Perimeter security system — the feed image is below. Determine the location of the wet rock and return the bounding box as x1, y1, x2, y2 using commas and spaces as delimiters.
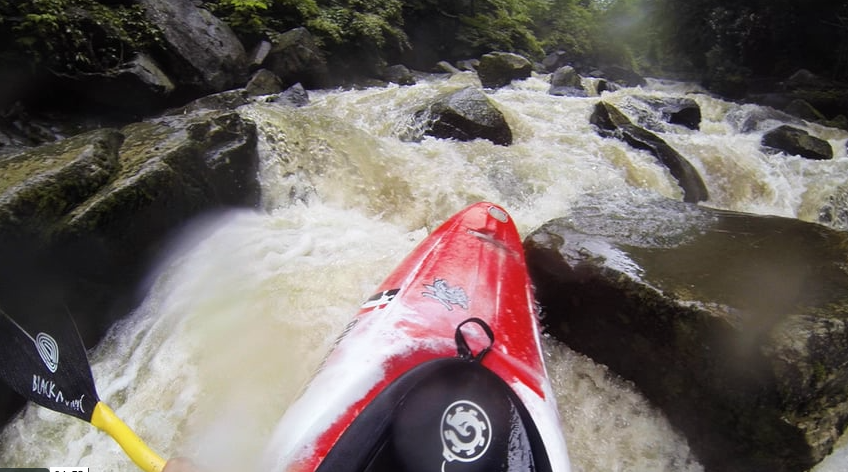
455, 59, 479, 72
727, 105, 804, 134
524, 195, 848, 472
476, 52, 532, 89
379, 64, 416, 86
819, 182, 848, 231
412, 86, 512, 145
65, 54, 176, 116
138, 0, 247, 93
548, 66, 586, 97
590, 101, 709, 203
263, 27, 330, 89
784, 69, 837, 91
266, 83, 310, 108
435, 61, 462, 74
594, 65, 647, 88
248, 40, 273, 72
762, 125, 833, 160
0, 129, 124, 241
171, 90, 250, 115
0, 110, 259, 348
784, 99, 826, 122
594, 78, 620, 94
542, 50, 570, 73
652, 97, 701, 130
621, 96, 702, 132
245, 69, 284, 97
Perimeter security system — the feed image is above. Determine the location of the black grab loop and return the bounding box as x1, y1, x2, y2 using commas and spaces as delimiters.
454, 317, 495, 362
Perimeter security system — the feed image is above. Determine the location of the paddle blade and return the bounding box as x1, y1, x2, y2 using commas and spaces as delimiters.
0, 309, 99, 422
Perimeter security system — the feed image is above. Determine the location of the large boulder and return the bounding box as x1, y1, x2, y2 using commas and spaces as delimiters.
0, 109, 260, 347
548, 66, 586, 97
476, 52, 532, 89
410, 86, 513, 145
542, 50, 571, 73
65, 53, 176, 116
761, 125, 833, 160
263, 27, 330, 89
593, 65, 647, 88
627, 96, 702, 131
524, 196, 848, 472
137, 0, 247, 94
590, 101, 709, 203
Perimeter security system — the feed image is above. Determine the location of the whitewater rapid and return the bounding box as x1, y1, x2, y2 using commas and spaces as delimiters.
2, 72, 847, 471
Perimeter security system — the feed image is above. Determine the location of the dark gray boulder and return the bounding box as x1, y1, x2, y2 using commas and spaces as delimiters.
248, 40, 273, 72
590, 101, 709, 203
640, 96, 702, 130
762, 125, 833, 160
0, 106, 260, 427
67, 54, 176, 115
616, 95, 702, 133
263, 27, 330, 89
595, 65, 647, 87
380, 64, 416, 86
137, 0, 247, 93
542, 50, 570, 73
476, 52, 532, 89
266, 83, 311, 108
0, 109, 259, 347
412, 87, 513, 145
245, 69, 284, 97
524, 196, 848, 472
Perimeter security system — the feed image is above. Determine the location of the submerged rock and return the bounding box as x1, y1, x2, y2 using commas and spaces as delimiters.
524, 196, 848, 472
590, 101, 709, 203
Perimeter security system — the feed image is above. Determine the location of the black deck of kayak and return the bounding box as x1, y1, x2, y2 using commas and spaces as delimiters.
315, 356, 554, 472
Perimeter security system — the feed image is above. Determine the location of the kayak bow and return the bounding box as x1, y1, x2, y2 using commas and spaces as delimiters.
264, 202, 571, 472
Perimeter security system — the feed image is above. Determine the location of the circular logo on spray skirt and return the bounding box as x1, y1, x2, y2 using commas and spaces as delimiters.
440, 400, 491, 464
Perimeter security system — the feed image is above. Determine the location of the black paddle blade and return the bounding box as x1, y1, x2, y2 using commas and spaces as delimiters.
0, 309, 99, 422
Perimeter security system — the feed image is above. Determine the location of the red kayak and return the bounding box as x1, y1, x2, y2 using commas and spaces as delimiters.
263, 202, 571, 472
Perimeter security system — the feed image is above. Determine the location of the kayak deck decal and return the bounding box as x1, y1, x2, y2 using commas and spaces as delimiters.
359, 288, 400, 313
422, 279, 469, 311
441, 400, 492, 464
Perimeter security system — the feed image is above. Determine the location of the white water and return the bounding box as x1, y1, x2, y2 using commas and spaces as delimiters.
2, 72, 847, 471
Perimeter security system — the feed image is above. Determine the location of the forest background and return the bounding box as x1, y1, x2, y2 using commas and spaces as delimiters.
1, 0, 847, 104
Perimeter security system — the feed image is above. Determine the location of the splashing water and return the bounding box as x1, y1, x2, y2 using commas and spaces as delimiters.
2, 73, 847, 471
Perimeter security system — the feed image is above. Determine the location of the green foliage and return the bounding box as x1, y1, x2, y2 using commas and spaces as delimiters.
0, 0, 162, 74
204, 0, 320, 41
400, 0, 546, 64
531, 0, 597, 60
457, 0, 544, 58
205, 0, 408, 67
311, 0, 406, 50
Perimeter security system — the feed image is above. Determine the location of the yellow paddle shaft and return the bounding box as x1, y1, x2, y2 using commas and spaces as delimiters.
90, 401, 168, 472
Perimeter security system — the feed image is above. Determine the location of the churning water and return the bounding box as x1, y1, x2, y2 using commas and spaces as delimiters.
2, 72, 847, 471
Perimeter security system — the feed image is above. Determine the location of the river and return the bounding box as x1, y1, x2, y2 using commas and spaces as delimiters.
1, 72, 847, 471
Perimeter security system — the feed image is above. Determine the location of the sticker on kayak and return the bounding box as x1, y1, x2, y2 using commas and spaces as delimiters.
441, 400, 491, 465
423, 279, 469, 311
360, 289, 400, 313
